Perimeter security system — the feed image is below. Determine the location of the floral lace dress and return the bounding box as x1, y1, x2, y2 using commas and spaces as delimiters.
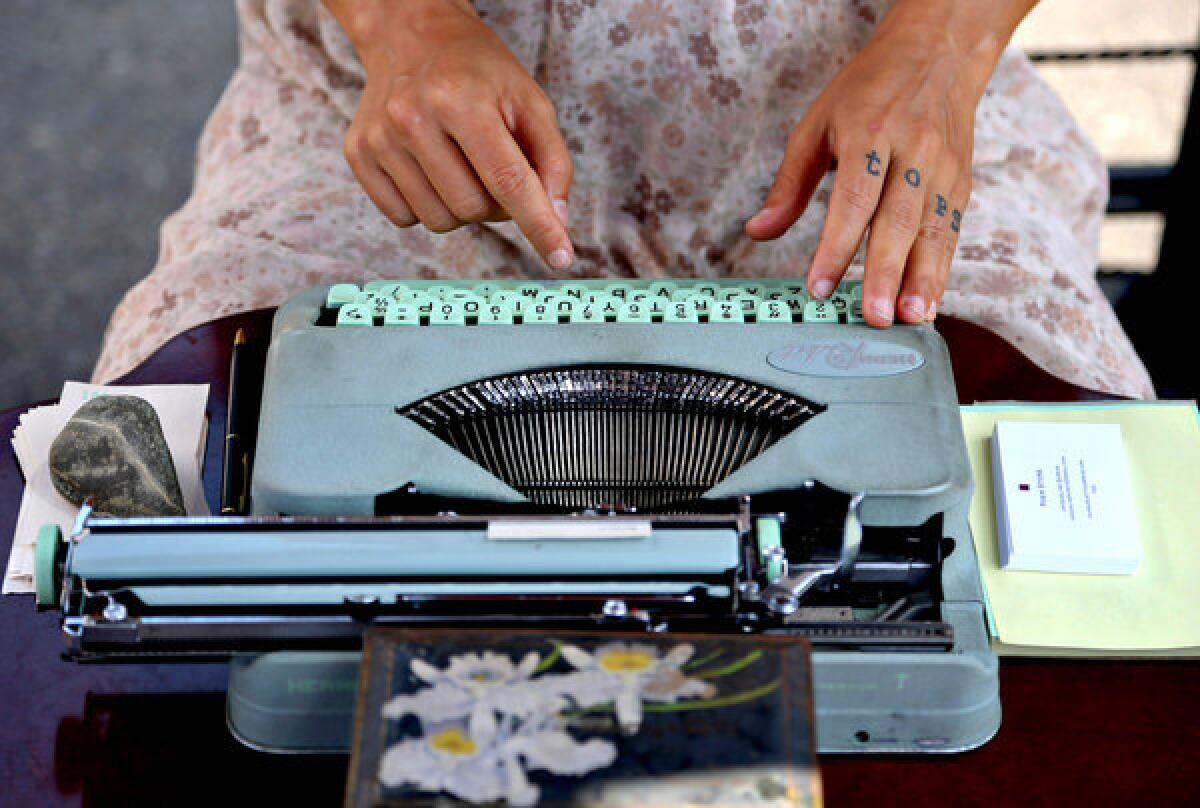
92, 0, 1155, 399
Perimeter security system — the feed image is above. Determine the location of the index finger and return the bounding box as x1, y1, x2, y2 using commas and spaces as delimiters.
454, 115, 574, 271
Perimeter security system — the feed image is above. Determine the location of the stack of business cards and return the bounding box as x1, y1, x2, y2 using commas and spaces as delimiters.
991, 421, 1141, 575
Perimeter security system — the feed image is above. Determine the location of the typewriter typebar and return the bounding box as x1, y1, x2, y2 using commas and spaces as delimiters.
46, 279, 1000, 754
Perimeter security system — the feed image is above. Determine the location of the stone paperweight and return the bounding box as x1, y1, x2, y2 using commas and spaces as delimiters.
48, 394, 186, 518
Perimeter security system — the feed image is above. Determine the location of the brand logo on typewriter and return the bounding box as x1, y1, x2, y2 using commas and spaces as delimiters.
767, 338, 925, 377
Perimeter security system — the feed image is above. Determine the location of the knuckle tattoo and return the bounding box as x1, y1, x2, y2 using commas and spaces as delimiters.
864, 149, 883, 177
903, 168, 921, 188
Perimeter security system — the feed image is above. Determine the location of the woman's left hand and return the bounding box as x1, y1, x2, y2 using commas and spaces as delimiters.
745, 0, 1031, 326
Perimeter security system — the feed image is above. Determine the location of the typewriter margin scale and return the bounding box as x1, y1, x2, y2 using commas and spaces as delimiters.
40, 279, 999, 756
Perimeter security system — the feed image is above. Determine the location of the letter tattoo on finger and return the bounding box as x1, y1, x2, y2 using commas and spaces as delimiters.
904, 168, 921, 188
865, 150, 882, 176
950, 209, 962, 233
935, 193, 948, 217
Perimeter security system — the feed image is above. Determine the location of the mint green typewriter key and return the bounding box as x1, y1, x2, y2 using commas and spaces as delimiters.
478, 302, 515, 324
368, 295, 393, 321
471, 282, 500, 299
545, 294, 577, 320
846, 300, 866, 323
664, 301, 699, 323
685, 294, 712, 318
646, 297, 668, 320
670, 287, 697, 301
411, 294, 438, 321
325, 283, 359, 309
757, 300, 792, 323
457, 295, 485, 322
596, 295, 623, 321
569, 302, 605, 323
455, 292, 485, 308
517, 283, 544, 299
426, 284, 457, 300
336, 302, 372, 326
719, 286, 749, 301
374, 283, 414, 302
649, 281, 678, 298
830, 293, 852, 314
710, 301, 745, 322
742, 283, 765, 298
803, 299, 838, 323
783, 294, 809, 316
729, 293, 761, 318
559, 283, 589, 300
429, 300, 466, 325
524, 302, 558, 324
603, 282, 633, 300
489, 292, 528, 317
693, 283, 719, 298
617, 301, 652, 322
383, 303, 420, 326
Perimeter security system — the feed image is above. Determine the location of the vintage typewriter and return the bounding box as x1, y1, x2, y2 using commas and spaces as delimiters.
41, 278, 999, 754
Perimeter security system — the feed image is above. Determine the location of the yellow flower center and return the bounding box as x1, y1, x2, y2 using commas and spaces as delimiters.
429, 728, 478, 757
599, 649, 655, 673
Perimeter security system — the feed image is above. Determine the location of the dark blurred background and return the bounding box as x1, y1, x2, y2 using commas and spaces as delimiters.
0, 1, 1195, 408
0, 1, 237, 408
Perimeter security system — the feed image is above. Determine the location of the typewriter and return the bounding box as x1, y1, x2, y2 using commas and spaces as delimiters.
42, 278, 999, 754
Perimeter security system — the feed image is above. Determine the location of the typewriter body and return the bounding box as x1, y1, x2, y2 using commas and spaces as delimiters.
51, 279, 999, 754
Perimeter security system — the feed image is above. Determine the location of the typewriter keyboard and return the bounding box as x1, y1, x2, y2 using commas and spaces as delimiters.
322, 279, 864, 326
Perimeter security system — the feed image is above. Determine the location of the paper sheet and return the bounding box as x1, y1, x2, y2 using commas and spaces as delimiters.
3, 382, 209, 594
962, 402, 1200, 651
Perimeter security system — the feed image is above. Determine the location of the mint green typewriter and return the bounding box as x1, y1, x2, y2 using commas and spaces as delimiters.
47, 278, 999, 755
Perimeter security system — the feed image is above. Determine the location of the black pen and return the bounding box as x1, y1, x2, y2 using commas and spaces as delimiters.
220, 328, 247, 514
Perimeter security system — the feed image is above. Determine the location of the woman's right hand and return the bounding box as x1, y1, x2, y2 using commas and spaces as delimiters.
326, 0, 574, 269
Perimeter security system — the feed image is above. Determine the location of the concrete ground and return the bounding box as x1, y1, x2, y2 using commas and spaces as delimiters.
0, 1, 1195, 409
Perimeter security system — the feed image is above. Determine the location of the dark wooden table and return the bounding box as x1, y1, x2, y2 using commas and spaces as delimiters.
2, 311, 1196, 807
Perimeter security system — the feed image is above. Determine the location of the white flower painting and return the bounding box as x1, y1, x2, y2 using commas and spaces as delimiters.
383, 650, 557, 725
378, 642, 720, 806
379, 709, 616, 808
559, 641, 716, 733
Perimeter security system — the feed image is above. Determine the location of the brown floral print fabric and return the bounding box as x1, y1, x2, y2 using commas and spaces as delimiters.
92, 0, 1154, 399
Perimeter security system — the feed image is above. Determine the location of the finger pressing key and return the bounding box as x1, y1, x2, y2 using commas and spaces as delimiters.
455, 114, 574, 270
862, 151, 932, 327
900, 175, 956, 324
807, 140, 889, 301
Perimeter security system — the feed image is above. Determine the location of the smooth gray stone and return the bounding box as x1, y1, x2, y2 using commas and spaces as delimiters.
48, 395, 185, 517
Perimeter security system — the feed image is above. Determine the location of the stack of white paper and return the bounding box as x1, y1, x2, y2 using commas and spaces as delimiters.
3, 382, 209, 594
991, 421, 1141, 575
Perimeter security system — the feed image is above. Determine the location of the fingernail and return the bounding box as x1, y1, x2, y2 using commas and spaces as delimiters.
553, 198, 569, 226
871, 299, 894, 324
746, 207, 773, 228
900, 296, 925, 321
811, 278, 835, 299
926, 300, 938, 321
547, 246, 573, 271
